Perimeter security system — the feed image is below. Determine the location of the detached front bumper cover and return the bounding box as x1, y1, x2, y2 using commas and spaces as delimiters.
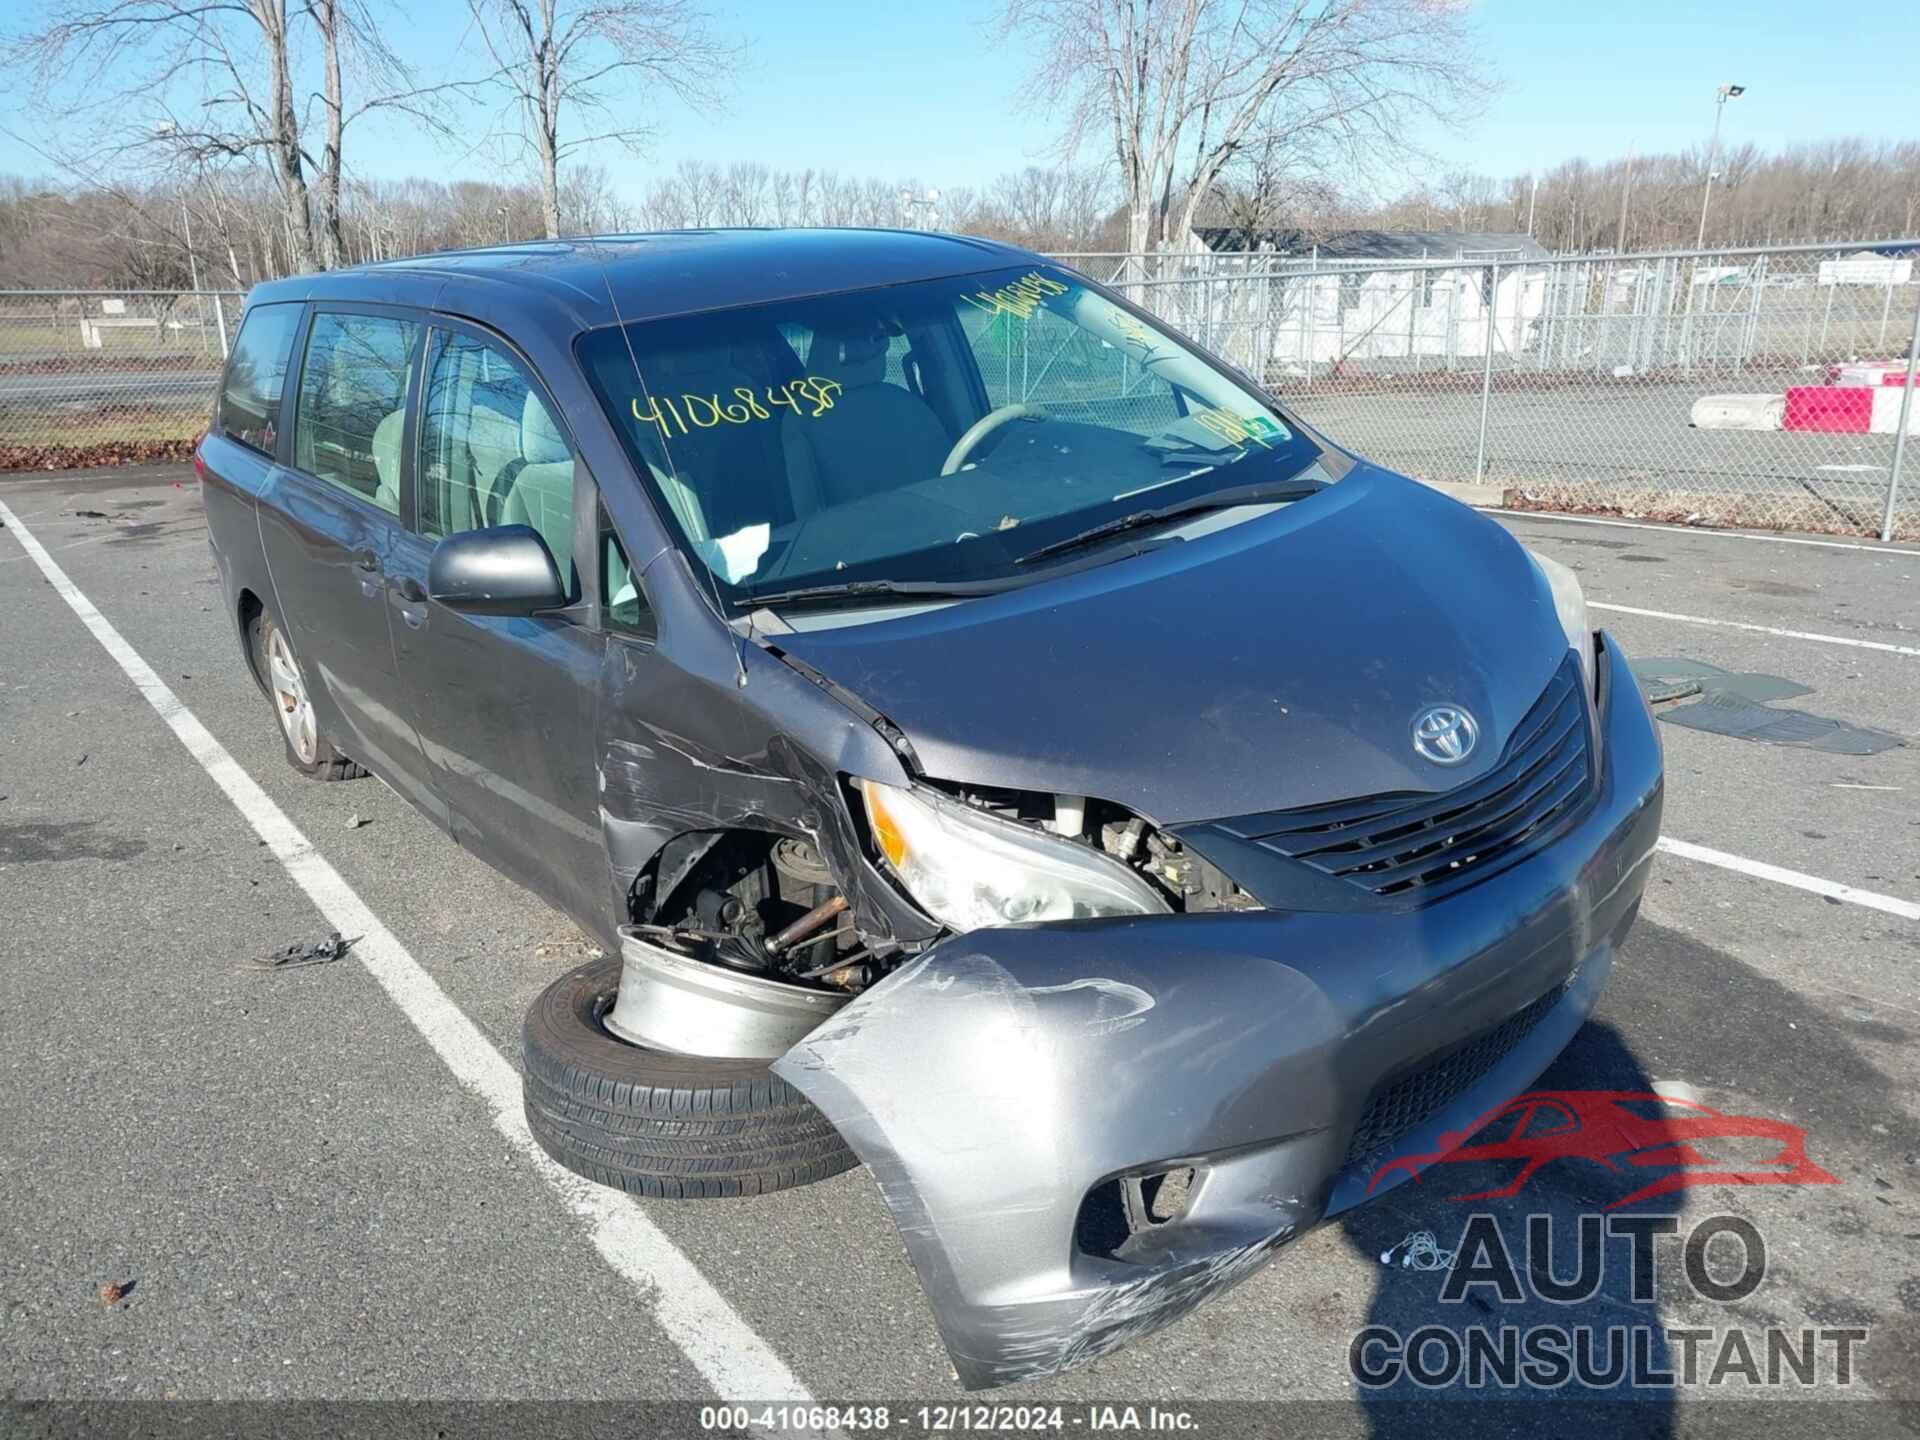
773, 633, 1664, 1389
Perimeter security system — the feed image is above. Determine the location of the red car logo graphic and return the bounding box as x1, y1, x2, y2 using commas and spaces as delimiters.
1367, 1090, 1838, 1209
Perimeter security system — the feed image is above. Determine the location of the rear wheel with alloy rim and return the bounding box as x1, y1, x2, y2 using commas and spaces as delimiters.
248, 609, 368, 781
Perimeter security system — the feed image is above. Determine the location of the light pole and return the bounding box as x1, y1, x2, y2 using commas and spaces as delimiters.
1615, 145, 1635, 254
1694, 83, 1746, 249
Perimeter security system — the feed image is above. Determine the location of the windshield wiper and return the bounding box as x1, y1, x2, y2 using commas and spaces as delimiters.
744, 534, 1187, 610
1014, 478, 1328, 566
742, 576, 1020, 609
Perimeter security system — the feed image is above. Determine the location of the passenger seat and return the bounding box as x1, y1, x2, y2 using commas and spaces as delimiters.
500, 391, 575, 585
645, 343, 789, 537
370, 410, 405, 513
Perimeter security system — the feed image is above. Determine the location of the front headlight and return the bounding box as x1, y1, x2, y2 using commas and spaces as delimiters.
859, 780, 1172, 932
1525, 548, 1595, 689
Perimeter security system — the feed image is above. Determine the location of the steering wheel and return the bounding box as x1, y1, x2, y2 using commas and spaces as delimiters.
941, 403, 1047, 476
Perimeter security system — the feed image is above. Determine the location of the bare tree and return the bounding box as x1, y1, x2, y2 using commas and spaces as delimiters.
307, 0, 469, 266
721, 160, 771, 226
978, 165, 1114, 249
1001, 0, 1487, 266
466, 0, 737, 238
1339, 135, 1920, 252
5, 0, 471, 273
4, 0, 328, 268
1200, 130, 1346, 246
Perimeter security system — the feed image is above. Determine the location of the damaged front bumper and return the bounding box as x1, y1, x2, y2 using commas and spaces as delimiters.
772, 633, 1664, 1389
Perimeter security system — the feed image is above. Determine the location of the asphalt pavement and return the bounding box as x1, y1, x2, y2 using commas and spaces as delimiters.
1, 465, 1917, 1436
1289, 378, 1908, 529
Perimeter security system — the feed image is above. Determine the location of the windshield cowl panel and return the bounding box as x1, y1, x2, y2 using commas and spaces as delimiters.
576, 263, 1328, 609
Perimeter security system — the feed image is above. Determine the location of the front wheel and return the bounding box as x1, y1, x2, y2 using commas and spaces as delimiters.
248, 609, 367, 781
522, 955, 858, 1199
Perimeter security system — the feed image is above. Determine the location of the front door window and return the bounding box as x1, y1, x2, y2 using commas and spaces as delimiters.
417, 330, 576, 592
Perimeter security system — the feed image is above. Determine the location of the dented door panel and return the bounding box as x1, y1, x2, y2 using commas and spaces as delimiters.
593, 548, 941, 945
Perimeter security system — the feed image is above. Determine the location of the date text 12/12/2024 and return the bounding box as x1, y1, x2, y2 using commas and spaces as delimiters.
697, 1404, 1200, 1432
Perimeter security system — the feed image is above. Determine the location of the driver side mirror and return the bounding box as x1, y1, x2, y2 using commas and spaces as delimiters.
427, 524, 566, 616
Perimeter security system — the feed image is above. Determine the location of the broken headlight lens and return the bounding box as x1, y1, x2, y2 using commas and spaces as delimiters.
859, 780, 1172, 932
1525, 548, 1595, 690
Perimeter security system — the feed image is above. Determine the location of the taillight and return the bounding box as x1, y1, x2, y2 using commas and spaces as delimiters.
192, 449, 208, 484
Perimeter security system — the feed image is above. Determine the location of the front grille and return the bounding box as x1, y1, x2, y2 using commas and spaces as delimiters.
1344, 980, 1570, 1172
1219, 655, 1594, 903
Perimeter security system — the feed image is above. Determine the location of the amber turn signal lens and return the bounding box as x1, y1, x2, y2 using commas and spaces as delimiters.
862, 781, 909, 869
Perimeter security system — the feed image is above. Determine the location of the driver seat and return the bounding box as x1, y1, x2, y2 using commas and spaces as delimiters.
782, 326, 949, 511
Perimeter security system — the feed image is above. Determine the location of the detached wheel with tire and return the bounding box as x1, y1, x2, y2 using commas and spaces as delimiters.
522, 955, 858, 1199
249, 608, 367, 781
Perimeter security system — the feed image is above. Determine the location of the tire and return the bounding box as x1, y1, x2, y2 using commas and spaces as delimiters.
248, 609, 368, 781
522, 955, 859, 1199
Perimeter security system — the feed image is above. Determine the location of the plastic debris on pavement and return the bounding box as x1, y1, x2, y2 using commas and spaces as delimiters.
1380, 1230, 1457, 1271
1660, 693, 1903, 755
1629, 656, 1902, 756
1629, 656, 1813, 705
254, 932, 354, 970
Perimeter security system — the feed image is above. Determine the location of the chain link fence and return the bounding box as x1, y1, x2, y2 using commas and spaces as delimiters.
0, 290, 242, 466
2, 246, 1916, 538
1053, 240, 1920, 541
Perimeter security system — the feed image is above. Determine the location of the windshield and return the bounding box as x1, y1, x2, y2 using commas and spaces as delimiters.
577, 264, 1328, 606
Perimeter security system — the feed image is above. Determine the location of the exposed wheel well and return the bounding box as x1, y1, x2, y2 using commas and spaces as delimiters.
628, 828, 855, 976
237, 588, 266, 694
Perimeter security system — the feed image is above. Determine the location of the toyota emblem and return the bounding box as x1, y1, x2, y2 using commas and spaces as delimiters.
1412, 705, 1479, 766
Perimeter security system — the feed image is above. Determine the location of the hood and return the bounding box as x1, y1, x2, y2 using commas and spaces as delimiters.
774, 468, 1570, 826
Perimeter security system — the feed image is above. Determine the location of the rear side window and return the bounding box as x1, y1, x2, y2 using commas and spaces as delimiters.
217, 303, 301, 455
292, 311, 421, 515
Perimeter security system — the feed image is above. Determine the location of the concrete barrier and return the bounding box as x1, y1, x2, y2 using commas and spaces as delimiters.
1785, 386, 1874, 433
1825, 360, 1917, 387
1870, 386, 1920, 435
1690, 393, 1785, 430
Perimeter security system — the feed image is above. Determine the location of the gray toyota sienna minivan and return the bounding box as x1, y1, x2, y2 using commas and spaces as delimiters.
197, 228, 1664, 1387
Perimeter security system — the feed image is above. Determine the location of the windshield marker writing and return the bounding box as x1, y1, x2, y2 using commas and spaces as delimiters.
960, 269, 1071, 321
631, 376, 842, 440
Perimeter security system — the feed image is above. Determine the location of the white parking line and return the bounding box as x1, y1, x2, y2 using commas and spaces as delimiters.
0, 497, 818, 1407
0, 530, 122, 566
1491, 509, 1920, 557
1655, 837, 1920, 922
1590, 601, 1920, 657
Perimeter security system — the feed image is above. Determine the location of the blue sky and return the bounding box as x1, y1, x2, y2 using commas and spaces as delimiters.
2, 0, 1911, 197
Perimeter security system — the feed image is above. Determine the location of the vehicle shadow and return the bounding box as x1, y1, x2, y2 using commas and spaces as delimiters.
1336, 1019, 1681, 1437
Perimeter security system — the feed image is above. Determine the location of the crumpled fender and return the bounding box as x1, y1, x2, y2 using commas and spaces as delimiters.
769, 633, 1661, 1388
772, 924, 1351, 1388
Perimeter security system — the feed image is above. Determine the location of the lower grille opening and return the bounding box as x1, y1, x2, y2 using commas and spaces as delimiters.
1075, 1165, 1199, 1260
1344, 980, 1572, 1174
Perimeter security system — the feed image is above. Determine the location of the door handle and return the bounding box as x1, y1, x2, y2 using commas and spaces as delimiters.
392, 574, 430, 630
351, 547, 383, 598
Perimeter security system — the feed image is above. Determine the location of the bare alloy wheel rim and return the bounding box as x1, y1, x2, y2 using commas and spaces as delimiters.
265, 624, 318, 764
